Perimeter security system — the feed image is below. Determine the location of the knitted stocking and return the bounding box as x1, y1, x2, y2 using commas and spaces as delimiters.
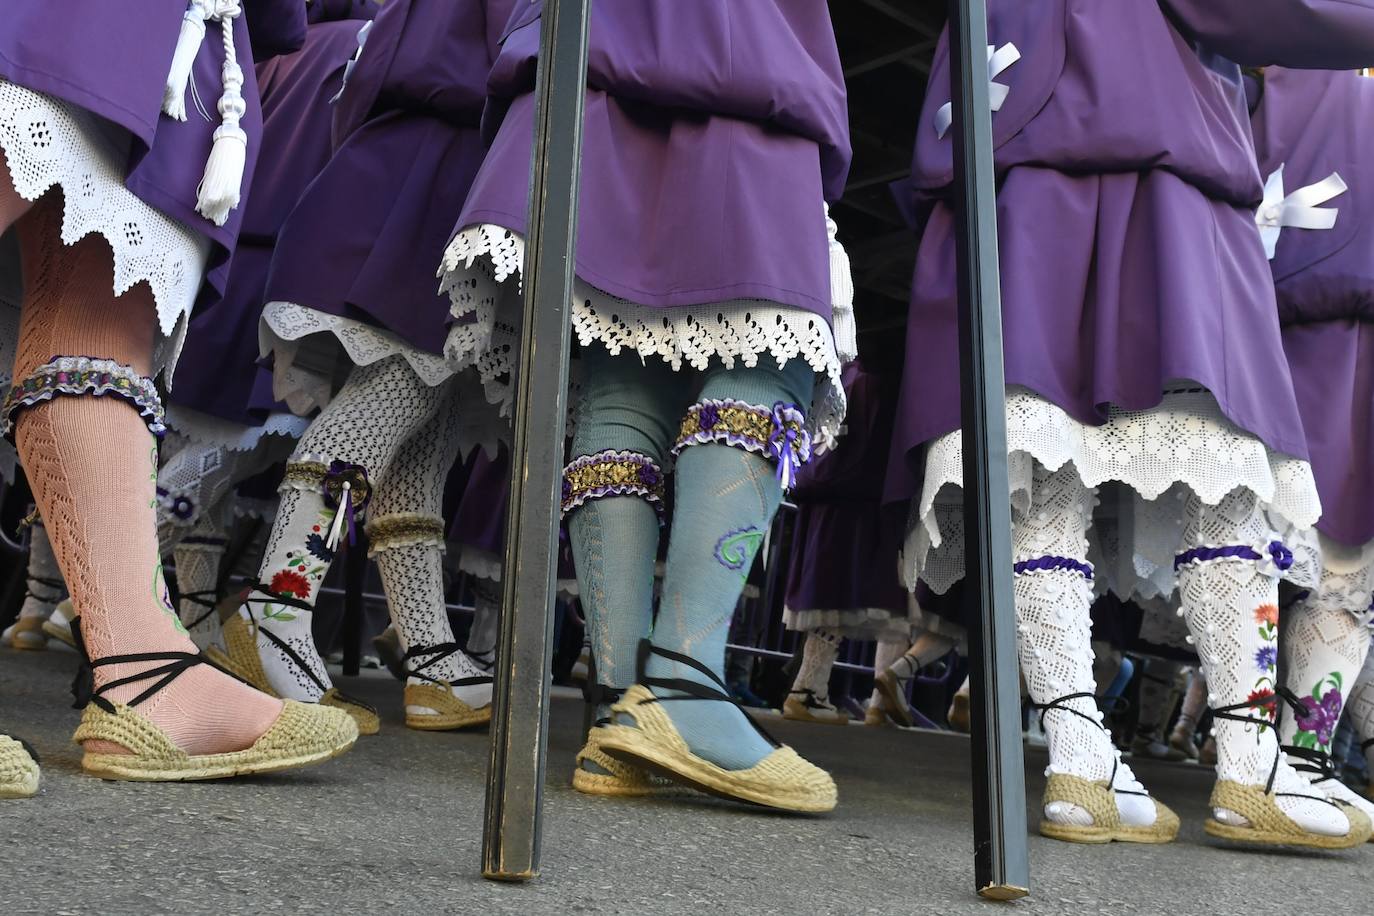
2, 518, 66, 648
172, 511, 228, 651
12, 210, 280, 755
237, 356, 447, 702
790, 628, 843, 704
1175, 489, 1347, 835
1013, 464, 1156, 827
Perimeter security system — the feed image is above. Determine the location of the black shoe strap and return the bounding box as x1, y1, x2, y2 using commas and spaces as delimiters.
24, 575, 64, 605
634, 640, 781, 749
1283, 744, 1339, 784
583, 683, 626, 727
1211, 688, 1304, 795
68, 615, 236, 713
789, 688, 833, 711
179, 590, 219, 632
402, 642, 494, 689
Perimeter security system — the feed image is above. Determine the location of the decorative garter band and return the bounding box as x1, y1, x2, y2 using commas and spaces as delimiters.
1174, 541, 1294, 574
561, 450, 665, 518
1012, 555, 1094, 581
2, 356, 166, 439
673, 399, 811, 491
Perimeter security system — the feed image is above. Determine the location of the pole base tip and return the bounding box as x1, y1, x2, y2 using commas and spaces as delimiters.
978, 884, 1030, 901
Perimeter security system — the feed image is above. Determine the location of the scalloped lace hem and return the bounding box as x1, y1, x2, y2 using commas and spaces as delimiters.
164, 405, 309, 452
782, 606, 911, 639
904, 387, 1322, 600
0, 80, 208, 376
438, 225, 847, 451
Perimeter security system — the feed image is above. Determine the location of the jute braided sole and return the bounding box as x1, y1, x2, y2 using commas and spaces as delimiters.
403, 684, 492, 731
947, 692, 971, 734
596, 685, 837, 813
782, 696, 850, 725
873, 671, 914, 728
7, 615, 48, 650
73, 700, 357, 782
1039, 773, 1179, 844
220, 613, 380, 735
1203, 779, 1373, 849
572, 727, 679, 798
0, 736, 40, 799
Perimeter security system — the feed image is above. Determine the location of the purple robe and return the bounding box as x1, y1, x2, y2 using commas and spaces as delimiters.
0, 1, 307, 297
885, 0, 1374, 505
449, 446, 576, 581
784, 363, 906, 618
1252, 69, 1374, 546
263, 0, 511, 355
172, 16, 374, 427
452, 0, 849, 319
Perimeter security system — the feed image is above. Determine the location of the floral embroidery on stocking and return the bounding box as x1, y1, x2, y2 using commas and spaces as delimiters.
1248, 602, 1280, 735
152, 563, 187, 636
715, 527, 764, 582
1292, 672, 1344, 752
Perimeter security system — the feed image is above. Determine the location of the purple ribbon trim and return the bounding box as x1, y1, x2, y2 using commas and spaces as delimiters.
1012, 555, 1093, 580
1173, 541, 1293, 572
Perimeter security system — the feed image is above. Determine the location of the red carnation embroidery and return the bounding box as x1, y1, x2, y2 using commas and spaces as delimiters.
270, 569, 312, 599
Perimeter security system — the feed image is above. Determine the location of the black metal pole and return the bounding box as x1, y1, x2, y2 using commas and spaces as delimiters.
481, 0, 591, 883
945, 0, 1031, 900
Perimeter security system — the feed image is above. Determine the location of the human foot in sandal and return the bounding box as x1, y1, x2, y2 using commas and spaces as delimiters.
0, 735, 41, 798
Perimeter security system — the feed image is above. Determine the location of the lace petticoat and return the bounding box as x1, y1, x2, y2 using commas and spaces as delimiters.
905, 386, 1322, 601
164, 404, 309, 452
781, 606, 912, 640
0, 79, 208, 377
438, 224, 847, 451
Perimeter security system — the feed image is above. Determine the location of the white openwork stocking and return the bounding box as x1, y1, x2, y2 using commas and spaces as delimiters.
1013, 464, 1155, 827
1176, 488, 1346, 835
19, 518, 65, 620
792, 628, 842, 700
870, 635, 907, 708
172, 512, 227, 651
157, 440, 263, 553
1348, 641, 1374, 776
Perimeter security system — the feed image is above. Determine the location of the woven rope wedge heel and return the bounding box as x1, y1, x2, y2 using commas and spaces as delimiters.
596, 643, 837, 813
401, 642, 493, 731
1204, 781, 1373, 849
1040, 773, 1180, 844
572, 686, 678, 798
0, 735, 40, 798
65, 617, 357, 782
220, 592, 380, 735
75, 700, 357, 782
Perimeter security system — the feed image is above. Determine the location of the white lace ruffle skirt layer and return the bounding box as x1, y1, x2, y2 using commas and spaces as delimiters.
0, 79, 209, 378
905, 386, 1322, 603
456, 545, 579, 599
781, 605, 912, 640
259, 301, 507, 461
165, 403, 310, 452
437, 224, 848, 451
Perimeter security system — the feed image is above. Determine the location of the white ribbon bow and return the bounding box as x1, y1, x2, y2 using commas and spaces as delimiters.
1256, 164, 1347, 260
934, 42, 1020, 139
332, 19, 375, 104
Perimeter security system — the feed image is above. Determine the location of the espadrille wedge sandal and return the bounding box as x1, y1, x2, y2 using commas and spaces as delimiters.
0, 735, 40, 798
1203, 694, 1371, 849
1284, 743, 1374, 841
1031, 693, 1179, 844
400, 642, 493, 730
220, 594, 380, 735
597, 642, 837, 813
783, 689, 851, 725
66, 618, 357, 781
41, 598, 78, 649
572, 686, 678, 797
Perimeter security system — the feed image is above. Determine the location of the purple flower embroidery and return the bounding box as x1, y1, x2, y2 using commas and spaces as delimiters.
1295, 689, 1343, 745
561, 477, 573, 502
1254, 645, 1277, 673
698, 404, 720, 431
638, 463, 661, 487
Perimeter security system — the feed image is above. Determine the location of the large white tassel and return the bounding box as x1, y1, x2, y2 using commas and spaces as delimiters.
825, 204, 858, 364
163, 2, 209, 121
195, 10, 247, 226
326, 481, 352, 551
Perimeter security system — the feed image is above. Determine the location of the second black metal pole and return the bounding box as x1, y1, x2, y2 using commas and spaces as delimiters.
481, 0, 591, 882
945, 0, 1031, 900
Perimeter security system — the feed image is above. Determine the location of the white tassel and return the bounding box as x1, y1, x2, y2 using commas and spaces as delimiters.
195, 11, 247, 226
163, 3, 208, 121
326, 482, 351, 551
825, 204, 858, 364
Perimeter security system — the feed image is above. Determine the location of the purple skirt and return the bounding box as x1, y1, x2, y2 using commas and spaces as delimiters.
454, 89, 830, 317
1282, 320, 1374, 545
784, 501, 906, 621
887, 166, 1309, 503
265, 112, 487, 356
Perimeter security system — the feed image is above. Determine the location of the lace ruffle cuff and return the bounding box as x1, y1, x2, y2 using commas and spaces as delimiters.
365, 513, 446, 555
672, 399, 812, 490
3, 357, 166, 439
561, 450, 665, 519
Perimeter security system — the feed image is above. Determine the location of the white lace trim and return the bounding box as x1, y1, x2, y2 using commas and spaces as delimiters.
782, 605, 911, 639
0, 80, 208, 376
164, 404, 309, 451
260, 301, 455, 414
456, 545, 579, 597
905, 387, 1322, 599
438, 225, 847, 451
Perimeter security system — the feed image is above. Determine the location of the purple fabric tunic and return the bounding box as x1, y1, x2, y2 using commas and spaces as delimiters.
783, 363, 906, 619
451, 0, 849, 319
173, 14, 375, 427
884, 0, 1374, 505
263, 0, 510, 354
1252, 69, 1374, 546
0, 1, 307, 296
449, 445, 576, 581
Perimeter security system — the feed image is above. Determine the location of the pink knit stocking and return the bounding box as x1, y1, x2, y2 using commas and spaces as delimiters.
12, 199, 282, 756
